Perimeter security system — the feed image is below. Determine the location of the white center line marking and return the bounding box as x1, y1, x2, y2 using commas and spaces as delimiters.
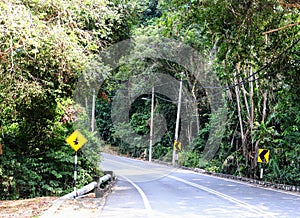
168, 175, 276, 218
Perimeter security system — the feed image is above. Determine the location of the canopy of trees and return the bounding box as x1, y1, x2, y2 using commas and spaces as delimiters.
96, 0, 299, 185
0, 0, 132, 199
0, 0, 299, 199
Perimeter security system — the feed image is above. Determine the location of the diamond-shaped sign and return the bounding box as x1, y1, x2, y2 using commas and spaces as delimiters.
66, 130, 87, 151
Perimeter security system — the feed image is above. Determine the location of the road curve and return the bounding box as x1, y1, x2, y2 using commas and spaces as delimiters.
99, 153, 300, 218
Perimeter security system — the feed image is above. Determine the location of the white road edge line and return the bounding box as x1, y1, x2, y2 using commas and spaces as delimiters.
119, 175, 153, 216
168, 175, 276, 218
186, 169, 300, 197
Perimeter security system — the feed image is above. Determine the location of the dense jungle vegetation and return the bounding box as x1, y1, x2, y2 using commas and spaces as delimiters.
0, 0, 299, 199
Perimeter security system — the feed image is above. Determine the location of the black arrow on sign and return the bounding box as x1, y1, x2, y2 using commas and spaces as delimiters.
259, 149, 268, 163
73, 137, 79, 145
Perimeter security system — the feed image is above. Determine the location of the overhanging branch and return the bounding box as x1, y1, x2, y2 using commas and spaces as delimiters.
263, 22, 300, 34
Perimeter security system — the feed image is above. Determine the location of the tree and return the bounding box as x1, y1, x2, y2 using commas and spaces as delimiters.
0, 0, 132, 199
94, 0, 300, 185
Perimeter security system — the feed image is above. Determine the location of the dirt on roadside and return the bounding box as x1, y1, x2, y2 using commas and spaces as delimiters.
0, 196, 58, 218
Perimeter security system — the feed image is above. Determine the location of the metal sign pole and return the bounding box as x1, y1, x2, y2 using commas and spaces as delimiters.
172, 72, 184, 165
74, 151, 78, 199
149, 87, 154, 162
66, 130, 88, 199
91, 89, 96, 132
260, 167, 264, 179
257, 148, 270, 180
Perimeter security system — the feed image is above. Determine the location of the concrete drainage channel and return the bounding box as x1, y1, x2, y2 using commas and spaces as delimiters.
40, 171, 116, 218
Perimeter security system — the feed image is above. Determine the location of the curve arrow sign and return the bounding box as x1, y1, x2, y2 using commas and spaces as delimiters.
258, 149, 270, 163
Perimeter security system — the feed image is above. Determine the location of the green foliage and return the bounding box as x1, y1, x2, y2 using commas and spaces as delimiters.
152, 0, 300, 184
0, 98, 101, 199
152, 143, 172, 161
96, 0, 300, 186
2, 0, 298, 198
178, 151, 199, 168
0, 0, 131, 199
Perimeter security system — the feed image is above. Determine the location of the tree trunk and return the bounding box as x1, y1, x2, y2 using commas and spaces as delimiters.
262, 91, 268, 123
234, 65, 246, 157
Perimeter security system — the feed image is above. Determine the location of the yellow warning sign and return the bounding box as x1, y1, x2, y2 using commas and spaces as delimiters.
174, 140, 182, 151
258, 149, 270, 163
66, 130, 87, 152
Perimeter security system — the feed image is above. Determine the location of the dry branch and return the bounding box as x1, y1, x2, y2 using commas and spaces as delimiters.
279, 0, 300, 9
263, 22, 300, 34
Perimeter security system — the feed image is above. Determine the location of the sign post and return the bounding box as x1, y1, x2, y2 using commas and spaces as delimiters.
74, 151, 78, 198
66, 130, 88, 199
172, 72, 184, 165
257, 148, 270, 179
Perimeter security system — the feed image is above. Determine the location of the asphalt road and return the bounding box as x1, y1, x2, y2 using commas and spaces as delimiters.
99, 153, 300, 218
